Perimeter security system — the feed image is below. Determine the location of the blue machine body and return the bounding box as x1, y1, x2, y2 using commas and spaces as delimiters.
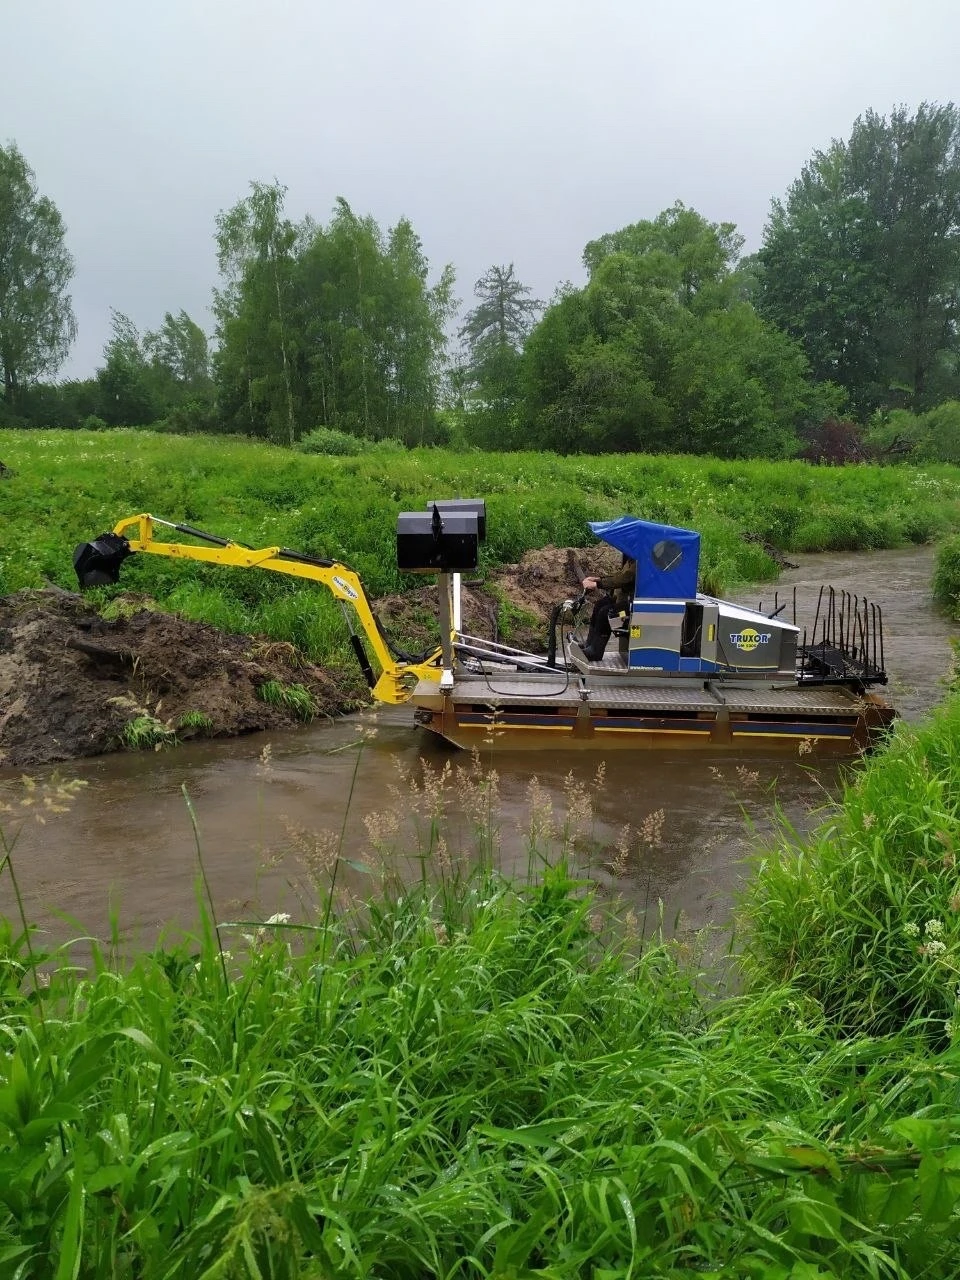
587, 516, 795, 675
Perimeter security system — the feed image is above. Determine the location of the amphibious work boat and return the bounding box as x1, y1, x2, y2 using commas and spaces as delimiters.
398, 502, 895, 752
74, 500, 895, 754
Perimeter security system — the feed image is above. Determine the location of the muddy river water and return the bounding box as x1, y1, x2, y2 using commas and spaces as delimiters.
2, 545, 956, 947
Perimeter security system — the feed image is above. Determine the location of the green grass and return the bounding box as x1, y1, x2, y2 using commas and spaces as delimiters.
740, 695, 960, 1039
6, 722, 960, 1275
934, 532, 960, 618
488, 585, 541, 642
2, 855, 960, 1276
176, 709, 213, 733
2, 429, 959, 665
118, 711, 178, 750
256, 679, 317, 721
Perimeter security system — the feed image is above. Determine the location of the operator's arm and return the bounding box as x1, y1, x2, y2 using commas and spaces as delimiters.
583, 561, 636, 592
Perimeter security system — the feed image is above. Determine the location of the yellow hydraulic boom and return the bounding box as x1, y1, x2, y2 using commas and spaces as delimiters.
72, 514, 444, 705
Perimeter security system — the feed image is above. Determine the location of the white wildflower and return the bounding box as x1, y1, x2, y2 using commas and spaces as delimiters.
925, 939, 947, 958
904, 922, 920, 938
925, 919, 945, 938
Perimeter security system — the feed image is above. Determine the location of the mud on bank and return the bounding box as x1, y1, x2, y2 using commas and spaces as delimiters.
0, 544, 623, 769
378, 543, 623, 657
0, 590, 366, 768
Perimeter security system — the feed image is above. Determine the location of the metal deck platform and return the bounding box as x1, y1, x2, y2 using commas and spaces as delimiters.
412, 673, 866, 717
407, 667, 891, 751
566, 639, 630, 675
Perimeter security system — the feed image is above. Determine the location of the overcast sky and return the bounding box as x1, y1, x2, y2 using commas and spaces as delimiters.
5, 0, 959, 378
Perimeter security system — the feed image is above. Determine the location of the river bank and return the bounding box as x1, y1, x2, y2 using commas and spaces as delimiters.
0, 538, 622, 768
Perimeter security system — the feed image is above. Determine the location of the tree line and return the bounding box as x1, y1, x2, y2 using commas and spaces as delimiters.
3, 101, 960, 459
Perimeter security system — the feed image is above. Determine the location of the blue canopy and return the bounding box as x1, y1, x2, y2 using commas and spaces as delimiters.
589, 516, 701, 600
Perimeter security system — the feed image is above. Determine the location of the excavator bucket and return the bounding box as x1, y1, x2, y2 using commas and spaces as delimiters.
73, 533, 132, 587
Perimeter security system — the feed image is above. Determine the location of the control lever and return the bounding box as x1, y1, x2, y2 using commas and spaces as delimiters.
562, 589, 588, 618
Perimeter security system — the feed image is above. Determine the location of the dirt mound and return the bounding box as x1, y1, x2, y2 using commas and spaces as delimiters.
376, 544, 623, 656
490, 543, 623, 648
0, 589, 364, 769
0, 543, 636, 768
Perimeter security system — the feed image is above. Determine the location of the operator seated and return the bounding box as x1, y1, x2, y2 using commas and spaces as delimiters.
581, 557, 636, 661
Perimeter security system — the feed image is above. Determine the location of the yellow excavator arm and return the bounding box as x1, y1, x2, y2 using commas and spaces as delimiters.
73, 514, 443, 705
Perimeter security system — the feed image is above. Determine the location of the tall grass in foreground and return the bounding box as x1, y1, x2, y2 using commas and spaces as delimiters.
741, 696, 960, 1039
5, 741, 960, 1275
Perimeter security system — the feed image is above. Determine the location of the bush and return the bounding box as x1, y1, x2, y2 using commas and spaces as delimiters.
154, 398, 219, 436
919, 401, 960, 464
866, 402, 960, 465
741, 694, 960, 1038
80, 414, 109, 432
368, 437, 406, 453
297, 427, 368, 456
791, 516, 834, 552
798, 418, 869, 465
863, 408, 919, 461
933, 533, 960, 617
0, 401, 27, 428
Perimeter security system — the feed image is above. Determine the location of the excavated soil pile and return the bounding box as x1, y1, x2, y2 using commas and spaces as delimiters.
376, 543, 624, 657
0, 544, 628, 768
0, 589, 363, 769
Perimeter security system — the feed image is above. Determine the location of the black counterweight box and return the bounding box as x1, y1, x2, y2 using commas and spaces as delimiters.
424, 499, 486, 542
396, 509, 480, 573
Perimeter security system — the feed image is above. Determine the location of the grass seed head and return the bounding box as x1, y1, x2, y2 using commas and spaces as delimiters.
524, 776, 555, 845
640, 808, 665, 847
280, 817, 340, 880
610, 824, 632, 878
363, 806, 402, 848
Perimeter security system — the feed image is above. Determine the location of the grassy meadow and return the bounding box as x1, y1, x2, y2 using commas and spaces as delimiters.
3, 427, 960, 665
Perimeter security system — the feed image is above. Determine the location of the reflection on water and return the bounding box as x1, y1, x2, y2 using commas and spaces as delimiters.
2, 545, 955, 944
